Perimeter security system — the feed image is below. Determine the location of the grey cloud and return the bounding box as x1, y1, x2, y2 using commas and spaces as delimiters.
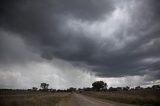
0, 0, 112, 63
0, 0, 114, 59
0, 59, 97, 89
53, 0, 114, 21
0, 0, 160, 80
0, 30, 42, 66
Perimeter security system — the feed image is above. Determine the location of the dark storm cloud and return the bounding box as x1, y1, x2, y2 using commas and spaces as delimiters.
0, 0, 160, 79
0, 0, 114, 59
0, 0, 114, 61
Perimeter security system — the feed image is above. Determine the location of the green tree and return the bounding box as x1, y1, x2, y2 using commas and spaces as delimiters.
92, 81, 107, 91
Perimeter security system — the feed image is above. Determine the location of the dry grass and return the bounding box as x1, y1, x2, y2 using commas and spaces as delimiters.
83, 90, 160, 106
0, 91, 69, 106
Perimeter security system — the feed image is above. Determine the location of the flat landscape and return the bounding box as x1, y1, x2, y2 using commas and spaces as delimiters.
1, 89, 160, 106
1, 0, 160, 106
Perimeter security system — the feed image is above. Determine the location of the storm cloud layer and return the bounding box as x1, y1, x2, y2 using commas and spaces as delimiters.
0, 0, 160, 88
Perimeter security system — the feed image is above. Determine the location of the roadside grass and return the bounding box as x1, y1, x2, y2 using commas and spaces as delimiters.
0, 91, 69, 106
99, 95, 160, 106
83, 90, 160, 106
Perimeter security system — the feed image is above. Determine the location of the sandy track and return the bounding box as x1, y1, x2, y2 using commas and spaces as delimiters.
56, 93, 138, 106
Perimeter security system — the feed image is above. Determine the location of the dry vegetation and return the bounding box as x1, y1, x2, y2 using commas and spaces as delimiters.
0, 91, 70, 106
83, 90, 160, 106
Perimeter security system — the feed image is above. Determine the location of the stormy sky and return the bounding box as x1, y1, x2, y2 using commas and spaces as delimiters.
0, 0, 160, 89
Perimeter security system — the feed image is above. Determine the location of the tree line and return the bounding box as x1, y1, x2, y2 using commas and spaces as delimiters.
0, 81, 160, 92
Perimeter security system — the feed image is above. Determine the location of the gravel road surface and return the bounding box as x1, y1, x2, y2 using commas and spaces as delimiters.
56, 93, 138, 106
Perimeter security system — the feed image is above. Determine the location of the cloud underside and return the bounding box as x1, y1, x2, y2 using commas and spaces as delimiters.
0, 0, 160, 88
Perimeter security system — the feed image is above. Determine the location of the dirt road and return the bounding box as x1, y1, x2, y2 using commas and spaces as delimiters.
56, 93, 138, 106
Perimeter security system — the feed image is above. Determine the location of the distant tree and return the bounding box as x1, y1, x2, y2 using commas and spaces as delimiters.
123, 86, 130, 91
78, 88, 83, 93
32, 87, 38, 91
48, 89, 56, 93
78, 88, 82, 91
40, 83, 49, 90
108, 87, 118, 91
117, 87, 123, 91
92, 81, 107, 91
67, 87, 76, 92
83, 87, 92, 91
152, 85, 160, 90
130, 88, 135, 91
57, 89, 63, 92
135, 86, 142, 90
104, 83, 108, 89
145, 87, 152, 90
27, 89, 32, 91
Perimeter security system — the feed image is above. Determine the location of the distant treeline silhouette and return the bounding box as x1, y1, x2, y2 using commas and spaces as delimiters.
0, 81, 160, 92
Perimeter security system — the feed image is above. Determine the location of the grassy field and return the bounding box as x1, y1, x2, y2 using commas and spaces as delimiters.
0, 91, 69, 106
83, 90, 160, 106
